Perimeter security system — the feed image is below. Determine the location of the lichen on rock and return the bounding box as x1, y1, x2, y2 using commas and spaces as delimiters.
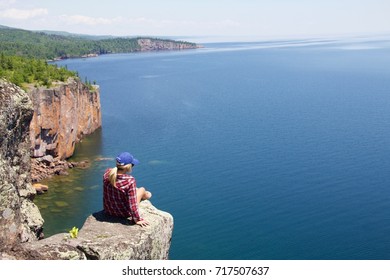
0, 79, 44, 251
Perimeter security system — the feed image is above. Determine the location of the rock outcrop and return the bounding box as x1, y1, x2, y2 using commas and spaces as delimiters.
28, 78, 101, 181
137, 38, 198, 51
0, 79, 44, 252
6, 201, 173, 260
29, 78, 101, 159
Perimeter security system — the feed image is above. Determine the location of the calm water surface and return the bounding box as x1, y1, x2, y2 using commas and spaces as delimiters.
35, 39, 390, 259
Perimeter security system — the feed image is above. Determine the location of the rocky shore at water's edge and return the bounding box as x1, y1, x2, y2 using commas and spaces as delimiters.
28, 77, 101, 183
31, 155, 90, 183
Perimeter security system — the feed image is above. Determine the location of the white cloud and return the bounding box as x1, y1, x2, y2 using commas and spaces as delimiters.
59, 14, 120, 26
0, 0, 16, 9
217, 19, 241, 28
0, 8, 48, 20
55, 14, 241, 36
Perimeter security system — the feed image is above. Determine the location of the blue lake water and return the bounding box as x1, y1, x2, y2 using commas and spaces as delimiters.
35, 38, 390, 260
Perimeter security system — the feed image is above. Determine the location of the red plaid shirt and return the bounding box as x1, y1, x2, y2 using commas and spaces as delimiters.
103, 168, 142, 222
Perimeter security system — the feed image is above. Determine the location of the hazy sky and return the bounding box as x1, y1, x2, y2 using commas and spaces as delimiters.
1, 0, 390, 42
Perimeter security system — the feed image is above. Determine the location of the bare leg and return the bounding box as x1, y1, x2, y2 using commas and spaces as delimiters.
136, 187, 152, 204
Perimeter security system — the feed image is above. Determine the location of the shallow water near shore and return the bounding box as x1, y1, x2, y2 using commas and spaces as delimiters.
35, 38, 390, 259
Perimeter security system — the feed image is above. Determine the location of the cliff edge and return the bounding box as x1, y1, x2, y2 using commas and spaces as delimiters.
29, 78, 101, 159
0, 79, 44, 251
137, 38, 198, 51
19, 201, 173, 260
0, 80, 173, 260
28, 78, 102, 182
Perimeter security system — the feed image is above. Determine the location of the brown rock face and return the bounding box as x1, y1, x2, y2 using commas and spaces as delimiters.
137, 38, 198, 51
29, 78, 102, 160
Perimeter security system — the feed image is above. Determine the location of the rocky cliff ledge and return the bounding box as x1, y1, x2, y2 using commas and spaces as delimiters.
16, 201, 173, 260
28, 78, 102, 182
0, 80, 174, 260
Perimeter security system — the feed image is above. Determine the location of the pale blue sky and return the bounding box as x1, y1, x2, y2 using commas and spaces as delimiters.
0, 0, 389, 42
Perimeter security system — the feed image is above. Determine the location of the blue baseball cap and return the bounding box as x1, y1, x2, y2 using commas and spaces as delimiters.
116, 152, 140, 166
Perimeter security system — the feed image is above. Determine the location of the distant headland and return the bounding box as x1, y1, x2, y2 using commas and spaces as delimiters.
0, 24, 201, 61
0, 24, 201, 89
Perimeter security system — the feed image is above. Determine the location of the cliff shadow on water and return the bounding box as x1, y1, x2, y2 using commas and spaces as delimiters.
34, 128, 107, 237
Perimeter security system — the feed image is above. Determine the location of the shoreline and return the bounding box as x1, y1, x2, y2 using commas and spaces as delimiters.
31, 155, 90, 183
47, 45, 202, 62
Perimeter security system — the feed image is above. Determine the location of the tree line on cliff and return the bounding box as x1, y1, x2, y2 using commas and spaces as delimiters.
0, 53, 76, 88
0, 25, 197, 89
0, 25, 197, 60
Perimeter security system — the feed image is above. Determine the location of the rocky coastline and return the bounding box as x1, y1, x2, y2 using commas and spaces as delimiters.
49, 38, 200, 61
0, 78, 174, 260
28, 77, 101, 183
137, 38, 199, 51
31, 155, 90, 183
